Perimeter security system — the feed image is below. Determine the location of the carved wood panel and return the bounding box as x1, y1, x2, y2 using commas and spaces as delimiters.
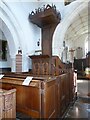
33, 59, 49, 75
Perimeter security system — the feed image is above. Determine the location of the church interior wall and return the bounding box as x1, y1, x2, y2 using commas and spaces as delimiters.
0, 0, 65, 72
0, 0, 89, 72
0, 1, 41, 72
0, 29, 11, 69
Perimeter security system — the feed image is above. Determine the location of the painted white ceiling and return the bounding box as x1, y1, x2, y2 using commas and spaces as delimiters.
64, 6, 88, 43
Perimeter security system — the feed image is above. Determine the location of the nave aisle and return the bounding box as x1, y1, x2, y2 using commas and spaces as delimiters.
65, 79, 90, 119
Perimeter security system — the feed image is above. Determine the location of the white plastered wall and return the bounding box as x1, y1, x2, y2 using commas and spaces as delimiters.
0, 0, 89, 71
0, 1, 41, 72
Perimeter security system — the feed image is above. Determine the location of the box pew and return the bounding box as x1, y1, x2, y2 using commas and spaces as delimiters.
56, 73, 70, 117
0, 69, 75, 119
4, 72, 31, 79
0, 76, 58, 119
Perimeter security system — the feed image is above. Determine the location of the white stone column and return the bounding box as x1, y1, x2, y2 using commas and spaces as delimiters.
10, 55, 16, 72
62, 47, 68, 63
22, 54, 30, 72
88, 35, 90, 52
69, 49, 75, 68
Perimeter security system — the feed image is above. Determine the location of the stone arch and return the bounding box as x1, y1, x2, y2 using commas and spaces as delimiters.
0, 1, 25, 71
52, 1, 89, 59
0, 18, 16, 57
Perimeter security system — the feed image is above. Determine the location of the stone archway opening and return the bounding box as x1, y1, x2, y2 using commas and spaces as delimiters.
0, 2, 20, 72
52, 1, 89, 62
64, 6, 88, 61
0, 18, 17, 72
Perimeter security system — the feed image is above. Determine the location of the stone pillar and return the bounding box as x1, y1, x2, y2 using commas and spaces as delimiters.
62, 47, 68, 63
69, 49, 75, 68
88, 36, 90, 52
22, 54, 29, 72
11, 55, 16, 72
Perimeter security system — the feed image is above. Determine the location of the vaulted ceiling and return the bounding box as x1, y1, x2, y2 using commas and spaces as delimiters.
64, 6, 88, 44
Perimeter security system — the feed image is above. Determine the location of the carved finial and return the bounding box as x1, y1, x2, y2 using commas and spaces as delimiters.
46, 4, 52, 9
35, 9, 38, 14
53, 5, 56, 10
18, 47, 22, 54
38, 7, 41, 13
31, 11, 35, 15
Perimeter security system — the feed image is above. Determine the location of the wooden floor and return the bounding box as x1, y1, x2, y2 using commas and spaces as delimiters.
16, 79, 90, 119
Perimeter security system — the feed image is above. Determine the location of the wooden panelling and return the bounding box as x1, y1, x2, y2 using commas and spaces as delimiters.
30, 55, 66, 76
0, 70, 76, 119
30, 55, 51, 75
0, 89, 16, 119
0, 76, 58, 118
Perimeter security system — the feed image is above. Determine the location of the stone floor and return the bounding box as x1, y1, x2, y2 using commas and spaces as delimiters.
16, 112, 34, 119
64, 79, 90, 119
64, 97, 90, 119
16, 79, 90, 119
